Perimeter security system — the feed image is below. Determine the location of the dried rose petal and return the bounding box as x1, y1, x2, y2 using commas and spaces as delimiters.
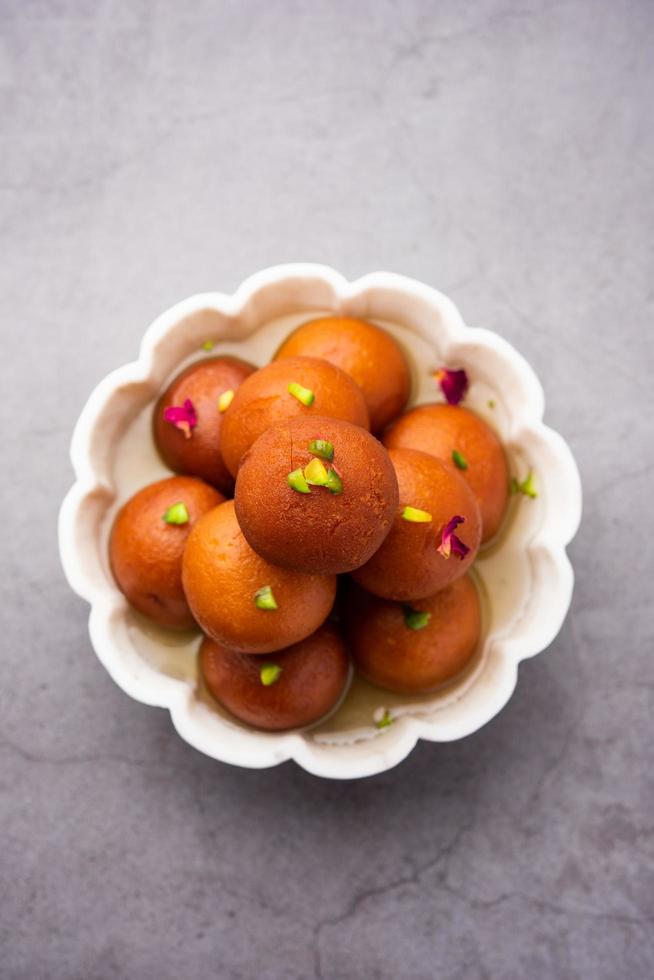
437, 515, 470, 560
434, 368, 468, 405
163, 398, 197, 439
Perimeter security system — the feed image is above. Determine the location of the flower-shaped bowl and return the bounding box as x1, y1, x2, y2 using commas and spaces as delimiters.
58, 264, 582, 779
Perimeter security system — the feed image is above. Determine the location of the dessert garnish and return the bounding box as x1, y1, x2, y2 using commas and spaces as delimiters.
511, 472, 537, 498
325, 469, 343, 495
304, 458, 329, 486
163, 398, 197, 439
434, 368, 468, 405
287, 381, 315, 406
202, 340, 214, 351
401, 506, 432, 523
437, 515, 469, 560
403, 606, 431, 630
162, 502, 189, 525
287, 468, 311, 493
260, 663, 282, 686
375, 708, 394, 729
488, 399, 496, 409
218, 389, 234, 413
288, 460, 343, 495
307, 438, 334, 461
254, 585, 278, 610
452, 449, 468, 470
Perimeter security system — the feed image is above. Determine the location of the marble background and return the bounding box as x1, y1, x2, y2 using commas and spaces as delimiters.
1, 1, 652, 978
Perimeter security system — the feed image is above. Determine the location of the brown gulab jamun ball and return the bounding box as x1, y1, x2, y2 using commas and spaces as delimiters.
200, 622, 349, 731
234, 416, 399, 575
342, 576, 481, 694
182, 500, 337, 653
384, 403, 509, 543
109, 476, 225, 629
274, 316, 410, 433
220, 356, 369, 477
351, 448, 481, 600
153, 355, 255, 495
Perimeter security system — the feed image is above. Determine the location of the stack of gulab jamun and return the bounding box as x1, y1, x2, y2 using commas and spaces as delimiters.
109, 314, 514, 734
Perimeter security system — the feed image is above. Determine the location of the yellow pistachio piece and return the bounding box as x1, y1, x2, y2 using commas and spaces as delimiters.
304, 457, 329, 486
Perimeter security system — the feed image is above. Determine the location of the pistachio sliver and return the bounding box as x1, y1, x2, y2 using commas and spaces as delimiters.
288, 381, 315, 406
401, 506, 432, 523
307, 439, 334, 461
325, 468, 343, 494
260, 663, 282, 686
287, 468, 311, 493
511, 472, 537, 498
452, 449, 468, 471
218, 389, 234, 412
403, 606, 432, 631
304, 457, 329, 486
254, 586, 278, 610
162, 502, 189, 525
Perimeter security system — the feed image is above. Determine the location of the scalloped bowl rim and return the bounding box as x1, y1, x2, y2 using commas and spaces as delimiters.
58, 264, 582, 779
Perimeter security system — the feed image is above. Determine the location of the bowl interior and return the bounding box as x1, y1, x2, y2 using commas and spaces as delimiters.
91, 304, 545, 747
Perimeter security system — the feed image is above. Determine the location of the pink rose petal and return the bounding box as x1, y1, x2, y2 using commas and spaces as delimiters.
437, 515, 470, 560
434, 368, 468, 405
163, 398, 197, 440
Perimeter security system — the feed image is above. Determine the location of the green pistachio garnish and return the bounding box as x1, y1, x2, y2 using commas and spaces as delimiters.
511, 472, 537, 498
488, 399, 496, 409
304, 457, 329, 486
260, 663, 282, 686
288, 381, 315, 407
401, 506, 432, 523
288, 468, 311, 493
452, 449, 468, 471
403, 606, 432, 630
325, 468, 343, 494
375, 709, 394, 729
217, 389, 234, 412
162, 502, 189, 525
202, 339, 214, 351
254, 585, 278, 610
307, 439, 334, 461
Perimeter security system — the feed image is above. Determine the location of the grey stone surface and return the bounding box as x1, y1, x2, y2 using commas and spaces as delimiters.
1, 0, 652, 977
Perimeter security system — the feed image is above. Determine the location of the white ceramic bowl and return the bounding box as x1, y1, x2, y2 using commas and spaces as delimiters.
58, 264, 581, 779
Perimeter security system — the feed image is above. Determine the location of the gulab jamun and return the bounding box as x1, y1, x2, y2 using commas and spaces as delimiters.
200, 622, 350, 731
220, 356, 369, 477
275, 316, 410, 433
342, 576, 481, 694
182, 499, 337, 653
109, 476, 224, 629
383, 403, 509, 543
234, 416, 399, 575
351, 448, 481, 600
153, 355, 255, 494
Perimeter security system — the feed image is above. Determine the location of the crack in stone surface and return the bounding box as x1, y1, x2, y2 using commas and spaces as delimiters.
0, 734, 193, 773
312, 819, 473, 979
